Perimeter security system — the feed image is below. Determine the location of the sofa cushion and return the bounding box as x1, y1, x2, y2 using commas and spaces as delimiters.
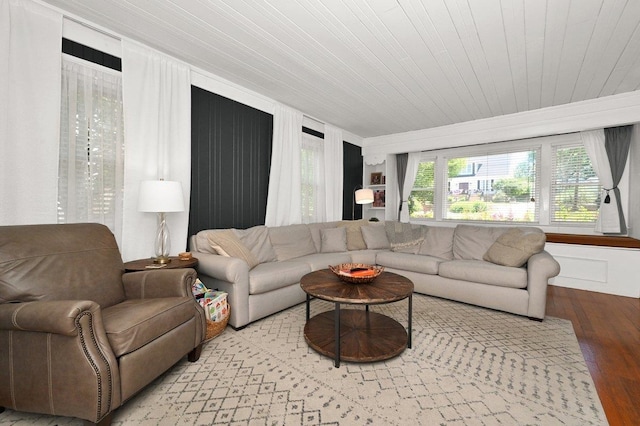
234, 225, 278, 264
269, 224, 317, 261
295, 252, 353, 270
418, 226, 455, 260
320, 227, 348, 253
102, 297, 195, 357
208, 230, 259, 269
361, 224, 390, 249
438, 260, 528, 289
483, 228, 546, 267
376, 251, 441, 275
453, 224, 509, 260
249, 260, 312, 294
338, 220, 368, 250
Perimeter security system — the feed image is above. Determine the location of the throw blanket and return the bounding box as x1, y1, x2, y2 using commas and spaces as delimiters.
384, 221, 426, 253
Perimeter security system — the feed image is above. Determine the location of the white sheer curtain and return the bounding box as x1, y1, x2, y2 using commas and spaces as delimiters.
300, 132, 325, 223
121, 40, 191, 261
582, 129, 621, 233
323, 125, 344, 221
58, 57, 124, 244
400, 152, 422, 222
265, 104, 303, 226
0, 0, 61, 225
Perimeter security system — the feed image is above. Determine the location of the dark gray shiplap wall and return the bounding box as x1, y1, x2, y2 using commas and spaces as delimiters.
190, 86, 273, 236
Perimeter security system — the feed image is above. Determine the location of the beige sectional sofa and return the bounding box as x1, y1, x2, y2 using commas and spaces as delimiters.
189, 220, 560, 329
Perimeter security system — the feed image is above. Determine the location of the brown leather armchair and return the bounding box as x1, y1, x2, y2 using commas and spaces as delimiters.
0, 223, 206, 425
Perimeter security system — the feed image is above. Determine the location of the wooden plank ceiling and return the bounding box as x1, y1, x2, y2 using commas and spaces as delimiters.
43, 0, 640, 138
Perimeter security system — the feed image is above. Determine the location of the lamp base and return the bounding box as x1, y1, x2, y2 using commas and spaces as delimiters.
154, 256, 171, 264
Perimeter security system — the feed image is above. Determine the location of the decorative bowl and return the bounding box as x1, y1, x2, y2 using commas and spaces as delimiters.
329, 263, 384, 284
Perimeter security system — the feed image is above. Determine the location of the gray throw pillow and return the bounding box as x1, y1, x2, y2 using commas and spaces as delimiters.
483, 228, 546, 267
361, 224, 390, 249
320, 227, 348, 253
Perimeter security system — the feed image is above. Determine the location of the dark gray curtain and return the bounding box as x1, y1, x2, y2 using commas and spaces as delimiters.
604, 125, 632, 234
396, 153, 408, 221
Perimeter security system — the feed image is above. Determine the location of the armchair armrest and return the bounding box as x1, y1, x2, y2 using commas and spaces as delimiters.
122, 268, 197, 299
0, 299, 121, 422
0, 300, 99, 336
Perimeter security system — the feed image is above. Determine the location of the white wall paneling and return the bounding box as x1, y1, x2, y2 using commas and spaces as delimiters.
547, 243, 640, 298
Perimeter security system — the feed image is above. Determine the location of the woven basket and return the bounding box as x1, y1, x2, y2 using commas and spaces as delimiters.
329, 263, 384, 284
204, 306, 230, 342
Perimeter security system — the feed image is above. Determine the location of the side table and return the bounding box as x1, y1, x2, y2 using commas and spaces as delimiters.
124, 256, 199, 272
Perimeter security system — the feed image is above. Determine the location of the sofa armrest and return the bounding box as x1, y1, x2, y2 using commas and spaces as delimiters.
526, 250, 561, 319
194, 252, 250, 328
122, 268, 197, 299
0, 300, 100, 335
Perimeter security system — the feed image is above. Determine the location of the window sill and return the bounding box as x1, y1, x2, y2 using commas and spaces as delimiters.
545, 233, 640, 249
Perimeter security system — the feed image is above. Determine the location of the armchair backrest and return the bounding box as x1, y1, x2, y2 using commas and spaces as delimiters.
0, 223, 126, 308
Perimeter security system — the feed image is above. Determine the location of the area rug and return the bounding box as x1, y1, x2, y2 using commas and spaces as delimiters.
0, 294, 607, 425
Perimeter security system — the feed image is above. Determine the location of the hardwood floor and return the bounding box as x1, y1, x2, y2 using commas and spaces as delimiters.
546, 285, 640, 426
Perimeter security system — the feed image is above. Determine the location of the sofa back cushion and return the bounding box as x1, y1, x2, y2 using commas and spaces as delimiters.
234, 225, 278, 264
0, 223, 126, 308
453, 224, 509, 260
418, 226, 455, 260
361, 224, 390, 249
268, 224, 317, 261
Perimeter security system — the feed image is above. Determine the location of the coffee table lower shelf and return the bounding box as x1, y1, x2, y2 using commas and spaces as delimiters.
304, 309, 408, 366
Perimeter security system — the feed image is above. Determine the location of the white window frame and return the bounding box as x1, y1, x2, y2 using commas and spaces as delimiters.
408, 133, 629, 235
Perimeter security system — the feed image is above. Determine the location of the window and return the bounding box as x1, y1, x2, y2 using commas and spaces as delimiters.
300, 132, 325, 223
409, 160, 435, 219
57, 55, 124, 238
551, 144, 600, 223
442, 149, 539, 222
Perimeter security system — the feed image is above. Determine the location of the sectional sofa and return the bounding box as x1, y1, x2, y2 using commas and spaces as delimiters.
189, 220, 560, 329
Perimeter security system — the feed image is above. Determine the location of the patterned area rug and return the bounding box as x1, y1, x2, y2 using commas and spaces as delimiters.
0, 294, 607, 425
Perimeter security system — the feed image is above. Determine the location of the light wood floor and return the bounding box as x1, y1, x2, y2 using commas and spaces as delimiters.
546, 285, 639, 426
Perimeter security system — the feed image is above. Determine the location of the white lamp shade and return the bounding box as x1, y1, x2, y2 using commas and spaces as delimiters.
355, 188, 374, 205
138, 180, 185, 212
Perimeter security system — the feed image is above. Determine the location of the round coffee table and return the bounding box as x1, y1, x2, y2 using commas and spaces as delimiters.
300, 269, 413, 368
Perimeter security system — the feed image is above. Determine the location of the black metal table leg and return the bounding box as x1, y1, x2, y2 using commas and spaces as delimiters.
306, 293, 310, 321
408, 294, 413, 348
334, 302, 341, 368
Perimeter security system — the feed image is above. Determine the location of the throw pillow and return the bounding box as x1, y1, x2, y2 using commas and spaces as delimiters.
208, 230, 259, 269
361, 224, 390, 249
338, 220, 368, 251
483, 228, 546, 267
385, 221, 426, 254
320, 227, 348, 253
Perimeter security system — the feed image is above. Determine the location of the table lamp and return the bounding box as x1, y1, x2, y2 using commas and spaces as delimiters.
138, 180, 185, 264
352, 187, 374, 219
